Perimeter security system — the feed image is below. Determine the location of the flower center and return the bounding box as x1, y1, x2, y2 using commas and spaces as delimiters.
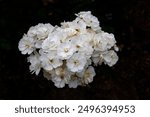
76, 45, 80, 48
49, 59, 53, 64
25, 44, 30, 48
73, 60, 79, 65
64, 48, 69, 53
84, 72, 90, 78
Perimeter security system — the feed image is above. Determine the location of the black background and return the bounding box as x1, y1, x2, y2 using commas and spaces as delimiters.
0, 0, 150, 99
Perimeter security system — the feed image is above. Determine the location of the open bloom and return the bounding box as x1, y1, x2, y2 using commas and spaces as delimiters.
40, 51, 63, 71
27, 23, 54, 48
18, 11, 119, 88
27, 53, 41, 75
68, 74, 81, 88
77, 66, 96, 85
67, 53, 87, 72
76, 11, 100, 31
36, 23, 54, 39
93, 31, 116, 51
102, 50, 119, 67
57, 42, 76, 59
51, 67, 71, 88
42, 33, 61, 52
92, 50, 104, 66
61, 20, 87, 34
18, 34, 35, 55
27, 23, 54, 39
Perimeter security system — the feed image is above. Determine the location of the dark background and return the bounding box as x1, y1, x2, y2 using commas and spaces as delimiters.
0, 0, 150, 99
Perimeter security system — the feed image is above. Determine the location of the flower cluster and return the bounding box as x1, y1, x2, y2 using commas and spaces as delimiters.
18, 11, 119, 88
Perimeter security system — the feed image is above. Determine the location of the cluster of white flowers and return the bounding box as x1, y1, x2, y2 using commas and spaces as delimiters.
18, 11, 119, 88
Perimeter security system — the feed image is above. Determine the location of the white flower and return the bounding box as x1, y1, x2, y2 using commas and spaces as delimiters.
70, 35, 85, 51
42, 33, 61, 52
55, 67, 71, 81
34, 40, 43, 49
67, 53, 87, 72
93, 33, 107, 51
18, 11, 119, 88
70, 34, 94, 59
40, 51, 63, 71
101, 32, 116, 49
57, 27, 77, 41
52, 28, 70, 43
18, 34, 35, 55
76, 11, 100, 31
92, 50, 104, 66
27, 23, 54, 39
27, 23, 54, 48
61, 20, 87, 34
93, 31, 116, 51
83, 31, 95, 46
74, 20, 87, 34
52, 67, 71, 88
77, 66, 96, 85
79, 44, 94, 59
114, 44, 119, 52
68, 74, 81, 88
57, 42, 76, 59
27, 53, 41, 75
68, 80, 78, 88
36, 23, 54, 39
71, 33, 94, 49
52, 76, 66, 88
27, 26, 37, 38
102, 50, 118, 67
